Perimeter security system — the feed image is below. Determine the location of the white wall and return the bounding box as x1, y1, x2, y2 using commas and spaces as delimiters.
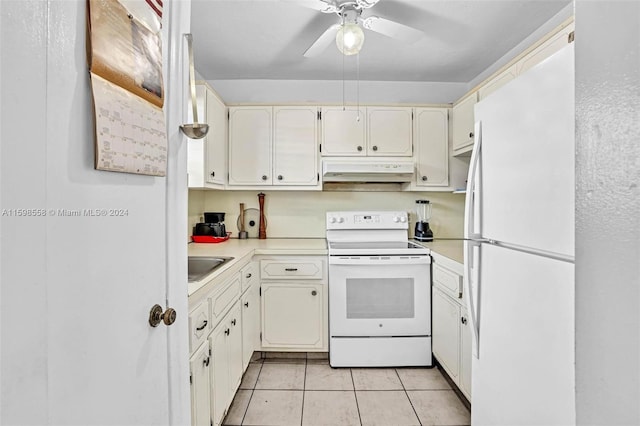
189, 189, 465, 239
575, 1, 640, 424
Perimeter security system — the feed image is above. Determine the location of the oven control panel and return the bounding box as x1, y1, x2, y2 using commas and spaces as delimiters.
326, 211, 408, 230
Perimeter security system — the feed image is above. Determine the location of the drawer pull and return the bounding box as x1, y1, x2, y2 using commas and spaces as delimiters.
196, 320, 208, 331
224, 328, 230, 336
284, 268, 298, 272
231, 319, 237, 326
203, 356, 210, 367
244, 302, 249, 308
311, 290, 317, 296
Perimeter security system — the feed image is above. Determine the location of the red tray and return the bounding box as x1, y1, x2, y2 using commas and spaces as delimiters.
191, 233, 231, 243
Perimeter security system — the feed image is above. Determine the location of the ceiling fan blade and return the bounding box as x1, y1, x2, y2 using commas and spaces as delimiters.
361, 16, 425, 43
303, 24, 340, 58
294, 0, 338, 14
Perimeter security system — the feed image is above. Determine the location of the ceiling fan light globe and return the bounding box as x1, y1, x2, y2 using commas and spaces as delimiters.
336, 23, 364, 55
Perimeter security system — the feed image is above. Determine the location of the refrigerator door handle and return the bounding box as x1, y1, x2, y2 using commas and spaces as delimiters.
464, 240, 481, 359
464, 121, 482, 240
464, 120, 483, 359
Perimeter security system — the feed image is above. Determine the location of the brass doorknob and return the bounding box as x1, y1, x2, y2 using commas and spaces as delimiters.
149, 304, 177, 327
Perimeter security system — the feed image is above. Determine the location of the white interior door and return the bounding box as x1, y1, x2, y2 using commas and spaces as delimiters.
475, 44, 575, 256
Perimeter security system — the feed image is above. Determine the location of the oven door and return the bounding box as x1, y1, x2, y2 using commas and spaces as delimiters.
329, 255, 431, 337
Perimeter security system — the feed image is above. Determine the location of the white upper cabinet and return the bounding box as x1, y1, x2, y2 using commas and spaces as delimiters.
188, 83, 227, 188
273, 106, 319, 186
366, 107, 413, 156
228, 106, 273, 185
414, 108, 449, 187
228, 106, 319, 188
320, 107, 367, 156
321, 106, 413, 156
452, 92, 478, 153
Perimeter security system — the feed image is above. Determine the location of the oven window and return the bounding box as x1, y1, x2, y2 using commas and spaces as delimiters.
346, 278, 415, 319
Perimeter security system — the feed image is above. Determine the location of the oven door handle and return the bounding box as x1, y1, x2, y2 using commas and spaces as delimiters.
329, 256, 431, 266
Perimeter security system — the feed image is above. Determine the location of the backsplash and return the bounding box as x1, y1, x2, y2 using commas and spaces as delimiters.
189, 189, 465, 240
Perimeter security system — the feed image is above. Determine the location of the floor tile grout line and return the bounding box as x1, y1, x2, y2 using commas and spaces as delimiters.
239, 360, 264, 426
395, 368, 423, 426
350, 368, 363, 426
300, 359, 307, 426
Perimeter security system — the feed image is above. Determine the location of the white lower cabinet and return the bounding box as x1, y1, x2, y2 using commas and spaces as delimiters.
189, 259, 260, 426
261, 282, 324, 349
189, 342, 211, 426
431, 257, 471, 401
259, 257, 328, 351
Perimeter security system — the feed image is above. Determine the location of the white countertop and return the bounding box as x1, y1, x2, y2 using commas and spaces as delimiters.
188, 238, 327, 296
414, 239, 465, 266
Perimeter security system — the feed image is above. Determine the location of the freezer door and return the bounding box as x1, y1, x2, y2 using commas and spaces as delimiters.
474, 44, 574, 257
472, 243, 575, 426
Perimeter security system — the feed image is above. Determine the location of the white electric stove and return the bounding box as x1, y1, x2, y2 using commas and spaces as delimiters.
326, 211, 432, 367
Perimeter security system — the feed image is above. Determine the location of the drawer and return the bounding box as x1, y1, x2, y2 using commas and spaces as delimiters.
433, 263, 463, 300
188, 302, 210, 353
241, 262, 258, 293
209, 275, 241, 329
260, 259, 324, 280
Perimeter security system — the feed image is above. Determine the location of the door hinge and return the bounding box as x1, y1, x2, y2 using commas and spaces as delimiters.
568, 31, 575, 43
227, 110, 230, 120
319, 143, 322, 153
260, 332, 262, 341
189, 373, 192, 385
209, 347, 212, 356
259, 286, 262, 296
317, 110, 322, 120
317, 173, 320, 182
210, 420, 213, 426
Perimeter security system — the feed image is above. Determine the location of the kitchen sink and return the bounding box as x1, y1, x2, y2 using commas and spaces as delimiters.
188, 256, 234, 282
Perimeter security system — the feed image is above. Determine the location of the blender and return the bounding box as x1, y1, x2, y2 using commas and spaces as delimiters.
414, 199, 434, 241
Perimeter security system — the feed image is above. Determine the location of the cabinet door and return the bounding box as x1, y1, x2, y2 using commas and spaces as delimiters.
261, 282, 324, 349
517, 22, 574, 76
478, 64, 517, 101
366, 107, 413, 156
460, 306, 472, 400
452, 93, 477, 152
205, 89, 227, 185
241, 283, 261, 369
228, 106, 272, 185
432, 287, 460, 381
210, 324, 229, 426
273, 106, 318, 185
227, 303, 244, 397
189, 343, 211, 426
320, 107, 366, 156
414, 108, 449, 187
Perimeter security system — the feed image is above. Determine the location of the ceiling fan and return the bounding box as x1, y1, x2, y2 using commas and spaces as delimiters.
300, 0, 425, 57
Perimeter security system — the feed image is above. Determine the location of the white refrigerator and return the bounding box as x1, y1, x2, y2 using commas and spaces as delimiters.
464, 43, 575, 425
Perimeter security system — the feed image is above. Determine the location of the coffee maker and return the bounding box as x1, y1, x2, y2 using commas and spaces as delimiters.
414, 200, 433, 242
193, 212, 226, 237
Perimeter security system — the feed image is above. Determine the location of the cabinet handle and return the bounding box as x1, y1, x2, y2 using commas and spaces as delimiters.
245, 273, 252, 279
461, 317, 467, 325
210, 171, 215, 177
277, 175, 283, 181
231, 319, 237, 326
311, 290, 317, 296
357, 146, 363, 152
196, 320, 208, 331
244, 302, 249, 308
224, 328, 230, 336
284, 268, 298, 272
372, 145, 378, 151
262, 175, 268, 181
469, 132, 474, 138
422, 176, 428, 181
203, 356, 210, 367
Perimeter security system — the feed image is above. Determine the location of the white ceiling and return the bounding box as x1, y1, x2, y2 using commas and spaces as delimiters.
190, 0, 572, 83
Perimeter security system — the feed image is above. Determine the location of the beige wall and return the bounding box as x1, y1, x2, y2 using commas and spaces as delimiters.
189, 189, 465, 240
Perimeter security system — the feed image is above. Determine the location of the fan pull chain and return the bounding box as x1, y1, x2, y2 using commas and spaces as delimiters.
356, 52, 360, 122
342, 14, 346, 111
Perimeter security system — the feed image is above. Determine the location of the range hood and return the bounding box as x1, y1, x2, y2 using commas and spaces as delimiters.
322, 160, 415, 183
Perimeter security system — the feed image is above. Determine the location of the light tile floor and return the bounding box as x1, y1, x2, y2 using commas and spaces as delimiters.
223, 355, 470, 426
